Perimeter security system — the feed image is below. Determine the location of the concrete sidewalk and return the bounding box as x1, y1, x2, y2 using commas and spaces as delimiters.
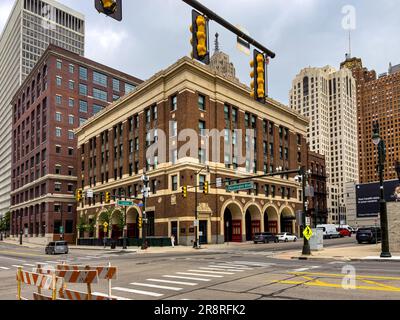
274, 243, 400, 262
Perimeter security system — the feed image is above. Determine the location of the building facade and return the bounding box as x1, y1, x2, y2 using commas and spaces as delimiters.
341, 57, 400, 183
0, 0, 85, 217
289, 66, 359, 224
307, 151, 328, 226
9, 45, 142, 244
75, 56, 309, 246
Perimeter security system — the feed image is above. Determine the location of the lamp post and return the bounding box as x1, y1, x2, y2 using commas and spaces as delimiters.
372, 122, 391, 258
193, 165, 210, 249
19, 212, 23, 245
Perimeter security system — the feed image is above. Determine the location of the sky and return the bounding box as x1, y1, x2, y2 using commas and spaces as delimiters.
1, 0, 399, 105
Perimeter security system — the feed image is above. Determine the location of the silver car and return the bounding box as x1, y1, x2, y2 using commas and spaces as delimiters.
45, 241, 69, 255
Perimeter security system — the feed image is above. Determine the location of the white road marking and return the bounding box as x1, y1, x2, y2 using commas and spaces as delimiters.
147, 279, 197, 286
232, 261, 275, 267
310, 266, 321, 269
200, 267, 245, 272
163, 275, 210, 282
11, 265, 23, 268
187, 269, 234, 275
209, 265, 253, 270
293, 268, 310, 272
112, 287, 163, 297
176, 272, 223, 278
44, 261, 58, 264
23, 264, 35, 267
130, 282, 182, 291
0, 267, 10, 270
92, 292, 131, 300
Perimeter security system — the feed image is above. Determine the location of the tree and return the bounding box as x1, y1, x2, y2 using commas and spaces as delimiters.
76, 216, 86, 238
0, 212, 10, 233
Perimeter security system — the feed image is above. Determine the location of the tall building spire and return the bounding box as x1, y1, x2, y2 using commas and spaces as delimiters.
214, 32, 220, 53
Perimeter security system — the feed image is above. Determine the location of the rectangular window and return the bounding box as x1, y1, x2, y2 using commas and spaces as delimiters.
152, 105, 158, 120
79, 83, 87, 96
55, 128, 61, 137
56, 76, 62, 86
93, 88, 108, 102
79, 66, 87, 80
56, 60, 62, 70
68, 98, 74, 108
113, 95, 120, 101
199, 120, 206, 136
93, 71, 108, 87
171, 175, 178, 191
171, 95, 177, 111
55, 112, 62, 122
69, 64, 74, 74
68, 115, 74, 125
198, 94, 206, 111
79, 118, 87, 126
170, 121, 177, 137
68, 131, 74, 140
79, 100, 88, 113
69, 80, 74, 90
56, 95, 62, 105
55, 183, 61, 192
112, 78, 120, 92
93, 104, 104, 115
125, 83, 135, 94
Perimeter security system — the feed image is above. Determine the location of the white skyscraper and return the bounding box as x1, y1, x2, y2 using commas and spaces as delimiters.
289, 66, 359, 224
0, 0, 85, 217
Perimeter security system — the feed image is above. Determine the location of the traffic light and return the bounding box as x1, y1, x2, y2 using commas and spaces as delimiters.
203, 181, 209, 195
105, 192, 111, 204
76, 189, 83, 202
182, 186, 188, 198
250, 49, 267, 103
138, 217, 143, 229
95, 0, 122, 21
190, 10, 210, 65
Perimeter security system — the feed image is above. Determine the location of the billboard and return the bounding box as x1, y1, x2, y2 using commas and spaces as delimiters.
356, 180, 400, 218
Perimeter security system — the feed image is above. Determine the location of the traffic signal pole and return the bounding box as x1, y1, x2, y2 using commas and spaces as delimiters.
182, 0, 276, 59
301, 167, 311, 255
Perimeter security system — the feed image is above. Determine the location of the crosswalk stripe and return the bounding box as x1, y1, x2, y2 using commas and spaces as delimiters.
12, 265, 23, 268
147, 279, 197, 286
232, 261, 274, 267
209, 265, 253, 270
45, 261, 58, 264
130, 282, 182, 291
176, 272, 223, 278
0, 267, 10, 270
293, 268, 310, 272
187, 269, 234, 275
92, 292, 131, 300
200, 267, 245, 272
112, 287, 163, 297
163, 275, 210, 282
23, 264, 35, 267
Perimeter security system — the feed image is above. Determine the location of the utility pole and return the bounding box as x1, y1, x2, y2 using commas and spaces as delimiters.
141, 174, 149, 250
19, 212, 23, 245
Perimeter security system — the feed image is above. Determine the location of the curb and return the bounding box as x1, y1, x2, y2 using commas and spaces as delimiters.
290, 256, 351, 262
350, 258, 400, 263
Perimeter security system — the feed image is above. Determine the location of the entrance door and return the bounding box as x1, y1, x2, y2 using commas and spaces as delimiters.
268, 221, 278, 234
171, 221, 178, 245
224, 210, 233, 242
231, 220, 242, 242
245, 212, 252, 241
199, 221, 207, 244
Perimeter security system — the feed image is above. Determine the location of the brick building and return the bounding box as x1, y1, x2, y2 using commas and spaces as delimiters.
341, 57, 400, 183
307, 150, 328, 226
75, 56, 309, 246
9, 45, 142, 244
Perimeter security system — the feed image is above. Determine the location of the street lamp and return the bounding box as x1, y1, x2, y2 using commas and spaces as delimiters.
372, 122, 391, 258
193, 165, 210, 249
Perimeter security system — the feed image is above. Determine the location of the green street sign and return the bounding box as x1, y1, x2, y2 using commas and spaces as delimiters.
117, 200, 134, 207
226, 182, 254, 192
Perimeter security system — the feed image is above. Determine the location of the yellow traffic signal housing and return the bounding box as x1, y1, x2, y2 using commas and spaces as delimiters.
76, 189, 83, 202
95, 0, 122, 21
190, 10, 210, 65
138, 217, 143, 229
203, 181, 209, 195
250, 49, 267, 103
182, 186, 188, 198
105, 192, 111, 204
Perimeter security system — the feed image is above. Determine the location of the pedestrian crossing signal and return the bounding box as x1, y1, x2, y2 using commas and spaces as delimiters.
105, 192, 111, 204
95, 0, 122, 21
76, 189, 83, 202
203, 181, 209, 195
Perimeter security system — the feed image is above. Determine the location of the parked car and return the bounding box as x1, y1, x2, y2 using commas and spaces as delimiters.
338, 225, 356, 234
357, 227, 381, 244
337, 228, 352, 237
253, 232, 278, 244
277, 233, 297, 242
45, 241, 69, 255
317, 224, 341, 239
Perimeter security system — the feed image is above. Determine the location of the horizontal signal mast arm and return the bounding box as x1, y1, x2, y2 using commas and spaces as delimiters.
182, 0, 276, 58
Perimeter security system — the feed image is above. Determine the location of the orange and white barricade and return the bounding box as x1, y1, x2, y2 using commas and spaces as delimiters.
16, 267, 63, 300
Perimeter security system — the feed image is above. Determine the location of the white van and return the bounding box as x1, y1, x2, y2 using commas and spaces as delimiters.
316, 224, 341, 239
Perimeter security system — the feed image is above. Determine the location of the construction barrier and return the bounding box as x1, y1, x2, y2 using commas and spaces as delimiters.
16, 267, 63, 300
58, 289, 117, 301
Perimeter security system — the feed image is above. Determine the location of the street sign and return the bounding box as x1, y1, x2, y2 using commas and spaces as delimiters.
117, 200, 134, 206
226, 182, 254, 192
216, 178, 222, 188
194, 220, 199, 227
306, 217, 311, 226
86, 189, 94, 198
303, 226, 313, 241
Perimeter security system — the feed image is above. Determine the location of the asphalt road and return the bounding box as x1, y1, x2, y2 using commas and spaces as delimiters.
1, 237, 399, 301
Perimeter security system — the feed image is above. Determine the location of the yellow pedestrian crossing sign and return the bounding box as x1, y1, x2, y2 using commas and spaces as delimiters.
303, 226, 313, 240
